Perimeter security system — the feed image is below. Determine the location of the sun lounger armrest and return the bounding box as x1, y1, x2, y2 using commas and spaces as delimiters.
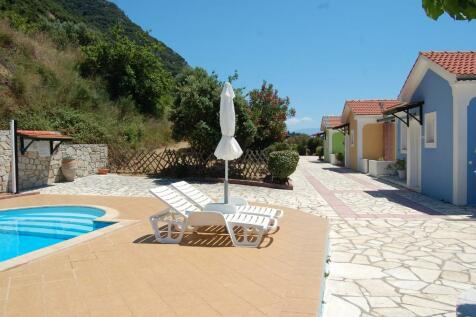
203, 203, 237, 214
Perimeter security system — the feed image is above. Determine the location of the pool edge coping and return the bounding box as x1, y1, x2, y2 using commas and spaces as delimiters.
0, 204, 139, 272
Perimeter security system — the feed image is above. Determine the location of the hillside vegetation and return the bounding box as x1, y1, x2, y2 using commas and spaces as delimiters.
0, 21, 172, 148
0, 0, 186, 75
0, 0, 295, 152
0, 0, 188, 148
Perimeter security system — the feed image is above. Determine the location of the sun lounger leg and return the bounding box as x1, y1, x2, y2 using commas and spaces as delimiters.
226, 223, 265, 248
149, 211, 187, 244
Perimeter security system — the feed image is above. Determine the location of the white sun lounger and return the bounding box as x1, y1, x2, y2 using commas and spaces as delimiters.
171, 181, 283, 230
149, 186, 270, 248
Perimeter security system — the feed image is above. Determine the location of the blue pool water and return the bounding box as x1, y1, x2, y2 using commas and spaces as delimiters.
0, 206, 114, 261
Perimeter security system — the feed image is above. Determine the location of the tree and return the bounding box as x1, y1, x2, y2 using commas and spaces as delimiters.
422, 0, 476, 20
79, 27, 173, 117
171, 68, 256, 153
248, 82, 296, 149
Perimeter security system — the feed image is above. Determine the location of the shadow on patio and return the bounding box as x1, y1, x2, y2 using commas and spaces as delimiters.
134, 225, 275, 248
322, 166, 356, 174
364, 189, 476, 218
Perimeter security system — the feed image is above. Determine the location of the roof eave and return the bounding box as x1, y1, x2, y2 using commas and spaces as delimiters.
456, 75, 476, 81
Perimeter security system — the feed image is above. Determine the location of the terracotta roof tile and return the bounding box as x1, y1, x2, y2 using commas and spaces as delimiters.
421, 51, 476, 76
321, 115, 342, 129
17, 130, 72, 140
344, 100, 400, 116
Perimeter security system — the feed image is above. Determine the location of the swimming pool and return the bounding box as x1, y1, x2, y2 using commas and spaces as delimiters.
0, 206, 114, 261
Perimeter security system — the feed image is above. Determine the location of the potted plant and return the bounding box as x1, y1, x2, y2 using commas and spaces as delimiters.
336, 152, 344, 165
315, 146, 324, 161
395, 159, 406, 179
61, 156, 76, 182
98, 167, 109, 175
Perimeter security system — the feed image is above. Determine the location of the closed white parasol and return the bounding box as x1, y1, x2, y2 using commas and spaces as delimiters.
214, 82, 243, 203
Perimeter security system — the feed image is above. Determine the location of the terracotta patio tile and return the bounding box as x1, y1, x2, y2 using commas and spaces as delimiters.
283, 297, 319, 314
42, 281, 86, 317
278, 312, 315, 317
9, 273, 42, 288
89, 306, 132, 317
4, 284, 44, 317
285, 284, 321, 299
0, 300, 5, 317
42, 269, 75, 282
0, 278, 9, 301
170, 303, 222, 317
119, 289, 171, 316
208, 298, 258, 316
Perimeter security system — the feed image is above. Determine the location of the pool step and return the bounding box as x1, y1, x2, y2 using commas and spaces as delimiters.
0, 216, 93, 226
0, 224, 89, 239
0, 212, 99, 220
0, 220, 92, 233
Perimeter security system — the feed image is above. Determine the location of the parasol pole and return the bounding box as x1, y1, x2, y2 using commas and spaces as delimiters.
224, 160, 229, 204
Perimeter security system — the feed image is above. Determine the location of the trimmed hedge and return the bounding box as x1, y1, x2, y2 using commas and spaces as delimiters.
264, 142, 295, 158
267, 150, 299, 182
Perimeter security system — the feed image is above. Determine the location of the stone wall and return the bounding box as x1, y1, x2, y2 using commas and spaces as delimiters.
0, 130, 107, 192
0, 131, 11, 192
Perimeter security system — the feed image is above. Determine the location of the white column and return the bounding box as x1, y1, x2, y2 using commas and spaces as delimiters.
328, 129, 333, 154
451, 83, 475, 205
357, 119, 364, 171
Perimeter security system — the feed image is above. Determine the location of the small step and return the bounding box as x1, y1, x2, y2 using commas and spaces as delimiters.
0, 216, 93, 226
0, 212, 99, 220
0, 221, 91, 233
0, 225, 85, 239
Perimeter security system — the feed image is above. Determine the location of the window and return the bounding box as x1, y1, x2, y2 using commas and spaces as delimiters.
350, 129, 355, 147
424, 112, 437, 148
400, 121, 407, 153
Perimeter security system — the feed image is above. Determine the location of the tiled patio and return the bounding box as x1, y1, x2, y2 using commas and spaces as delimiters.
0, 195, 328, 317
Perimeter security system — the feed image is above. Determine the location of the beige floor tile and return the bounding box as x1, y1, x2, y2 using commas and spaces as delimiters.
42, 269, 75, 282
283, 297, 319, 314
9, 273, 42, 288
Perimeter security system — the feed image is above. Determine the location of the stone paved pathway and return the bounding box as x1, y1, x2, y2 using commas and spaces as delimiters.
30, 156, 476, 317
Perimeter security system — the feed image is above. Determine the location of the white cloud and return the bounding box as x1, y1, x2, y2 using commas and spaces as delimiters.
286, 116, 313, 126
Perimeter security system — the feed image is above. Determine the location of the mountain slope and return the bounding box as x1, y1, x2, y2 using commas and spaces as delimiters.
0, 0, 187, 75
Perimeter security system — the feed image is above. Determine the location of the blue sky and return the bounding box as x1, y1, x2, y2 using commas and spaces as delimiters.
112, 0, 476, 133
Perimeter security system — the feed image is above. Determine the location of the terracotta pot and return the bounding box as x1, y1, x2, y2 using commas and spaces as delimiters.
98, 168, 109, 175
61, 159, 76, 182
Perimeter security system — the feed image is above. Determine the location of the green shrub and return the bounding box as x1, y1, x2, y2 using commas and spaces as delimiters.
79, 27, 173, 117
306, 137, 320, 154
315, 146, 324, 158
395, 159, 406, 170
285, 133, 322, 156
267, 150, 299, 182
387, 159, 406, 171
264, 142, 294, 157
336, 152, 344, 162
170, 67, 256, 153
